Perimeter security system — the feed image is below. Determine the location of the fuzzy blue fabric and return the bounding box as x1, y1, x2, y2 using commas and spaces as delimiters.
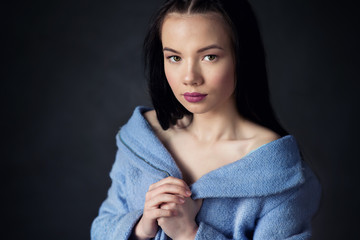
91, 106, 321, 240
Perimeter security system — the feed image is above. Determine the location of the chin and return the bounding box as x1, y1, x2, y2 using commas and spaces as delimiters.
181, 102, 215, 115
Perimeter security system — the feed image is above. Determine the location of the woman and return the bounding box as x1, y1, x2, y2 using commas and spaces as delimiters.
91, 0, 321, 239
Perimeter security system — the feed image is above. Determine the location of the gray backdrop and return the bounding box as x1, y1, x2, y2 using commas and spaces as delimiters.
4, 0, 360, 239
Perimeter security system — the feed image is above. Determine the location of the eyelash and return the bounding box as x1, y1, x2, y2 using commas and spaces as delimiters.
166, 55, 218, 63
167, 56, 182, 63
203, 55, 217, 61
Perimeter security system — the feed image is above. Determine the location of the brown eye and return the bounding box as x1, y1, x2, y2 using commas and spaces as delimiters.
204, 55, 217, 61
169, 56, 181, 62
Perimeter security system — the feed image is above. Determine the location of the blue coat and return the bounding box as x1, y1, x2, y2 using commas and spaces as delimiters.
91, 106, 321, 240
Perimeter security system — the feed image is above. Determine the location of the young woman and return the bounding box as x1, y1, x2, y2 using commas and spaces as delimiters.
91, 0, 321, 239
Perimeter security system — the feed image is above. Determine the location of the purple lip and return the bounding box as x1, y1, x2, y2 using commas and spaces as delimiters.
183, 92, 207, 103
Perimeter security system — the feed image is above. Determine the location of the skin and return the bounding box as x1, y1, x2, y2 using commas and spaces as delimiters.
135, 12, 280, 239
162, 13, 236, 116
133, 177, 199, 240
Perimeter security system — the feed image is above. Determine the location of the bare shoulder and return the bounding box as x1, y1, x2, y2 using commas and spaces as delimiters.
143, 110, 172, 141
143, 110, 161, 132
244, 120, 281, 152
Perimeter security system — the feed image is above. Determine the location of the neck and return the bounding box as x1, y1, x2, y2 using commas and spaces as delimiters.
185, 98, 246, 143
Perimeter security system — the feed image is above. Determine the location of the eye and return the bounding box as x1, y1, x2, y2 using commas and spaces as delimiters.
167, 56, 182, 63
203, 55, 217, 61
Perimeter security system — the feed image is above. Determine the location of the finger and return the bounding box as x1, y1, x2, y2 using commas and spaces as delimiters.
147, 183, 191, 200
149, 177, 190, 191
145, 193, 185, 209
144, 208, 177, 220
159, 202, 177, 210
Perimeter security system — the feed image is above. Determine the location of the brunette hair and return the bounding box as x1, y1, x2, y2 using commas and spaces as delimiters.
143, 0, 288, 136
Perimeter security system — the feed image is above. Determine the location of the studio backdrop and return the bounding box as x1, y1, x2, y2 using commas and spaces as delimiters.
4, 0, 359, 239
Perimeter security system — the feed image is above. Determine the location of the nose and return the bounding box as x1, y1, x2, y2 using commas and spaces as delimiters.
183, 60, 203, 86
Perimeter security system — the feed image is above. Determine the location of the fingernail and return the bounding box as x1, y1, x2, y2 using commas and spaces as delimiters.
179, 198, 185, 203
186, 190, 192, 196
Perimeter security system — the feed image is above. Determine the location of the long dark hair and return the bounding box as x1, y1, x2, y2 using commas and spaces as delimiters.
143, 0, 288, 136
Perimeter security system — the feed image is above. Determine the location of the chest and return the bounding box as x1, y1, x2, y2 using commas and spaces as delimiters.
163, 135, 251, 185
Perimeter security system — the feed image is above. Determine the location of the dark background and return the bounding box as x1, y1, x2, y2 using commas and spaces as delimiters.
3, 0, 359, 239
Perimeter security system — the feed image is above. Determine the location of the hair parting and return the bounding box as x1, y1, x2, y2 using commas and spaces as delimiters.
143, 0, 288, 136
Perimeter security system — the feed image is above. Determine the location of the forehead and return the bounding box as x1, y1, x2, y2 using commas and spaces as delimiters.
161, 13, 232, 47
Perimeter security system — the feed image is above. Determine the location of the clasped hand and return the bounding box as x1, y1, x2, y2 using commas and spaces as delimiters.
134, 177, 203, 240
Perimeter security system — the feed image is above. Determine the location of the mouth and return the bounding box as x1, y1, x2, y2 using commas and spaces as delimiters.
183, 92, 208, 103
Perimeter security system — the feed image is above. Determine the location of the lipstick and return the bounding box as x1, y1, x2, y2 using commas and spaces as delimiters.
183, 92, 207, 103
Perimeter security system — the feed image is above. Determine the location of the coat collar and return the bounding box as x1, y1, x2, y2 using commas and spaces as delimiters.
120, 106, 305, 198
190, 135, 305, 198
119, 106, 182, 178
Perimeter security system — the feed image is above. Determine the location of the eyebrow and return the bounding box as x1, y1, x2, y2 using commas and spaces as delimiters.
163, 44, 224, 54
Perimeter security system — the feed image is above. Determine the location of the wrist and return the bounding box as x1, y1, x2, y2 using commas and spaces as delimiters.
175, 225, 198, 240
133, 219, 154, 240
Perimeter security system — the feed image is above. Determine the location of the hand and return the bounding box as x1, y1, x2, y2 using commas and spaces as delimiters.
157, 196, 203, 240
133, 177, 192, 239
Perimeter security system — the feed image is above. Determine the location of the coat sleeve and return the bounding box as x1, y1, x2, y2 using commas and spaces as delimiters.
90, 136, 143, 240
195, 222, 232, 240
253, 171, 321, 240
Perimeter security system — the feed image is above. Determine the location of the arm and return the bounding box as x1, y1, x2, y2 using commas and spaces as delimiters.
90, 148, 142, 240
91, 133, 193, 240
253, 173, 321, 240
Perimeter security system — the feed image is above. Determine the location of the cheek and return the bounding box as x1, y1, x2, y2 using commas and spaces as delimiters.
164, 65, 179, 89
210, 64, 235, 91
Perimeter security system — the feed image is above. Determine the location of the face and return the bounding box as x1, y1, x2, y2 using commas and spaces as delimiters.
161, 13, 236, 115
